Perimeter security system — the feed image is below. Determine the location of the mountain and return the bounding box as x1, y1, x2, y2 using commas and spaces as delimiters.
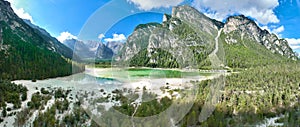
62, 39, 114, 60
23, 19, 50, 37
22, 19, 78, 60
95, 41, 114, 60
0, 0, 84, 80
63, 39, 96, 59
106, 41, 123, 55
118, 5, 223, 68
118, 5, 297, 68
219, 15, 297, 68
223, 15, 296, 59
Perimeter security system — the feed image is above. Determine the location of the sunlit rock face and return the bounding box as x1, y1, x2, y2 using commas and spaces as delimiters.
224, 15, 297, 59
106, 41, 124, 55
119, 5, 297, 64
119, 5, 220, 64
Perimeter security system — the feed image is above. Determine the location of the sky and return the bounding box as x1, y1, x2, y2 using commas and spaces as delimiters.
5, 0, 300, 54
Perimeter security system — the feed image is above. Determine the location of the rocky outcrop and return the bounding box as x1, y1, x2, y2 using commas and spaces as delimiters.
224, 15, 297, 59
106, 41, 123, 55
0, 26, 9, 54
171, 5, 220, 36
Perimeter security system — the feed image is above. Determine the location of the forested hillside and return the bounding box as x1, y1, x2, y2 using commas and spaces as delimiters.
218, 31, 293, 69
0, 21, 84, 80
179, 62, 300, 126
0, 0, 84, 80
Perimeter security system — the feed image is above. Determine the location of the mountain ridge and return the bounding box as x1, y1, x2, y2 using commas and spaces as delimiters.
62, 38, 123, 61
118, 5, 298, 69
223, 15, 297, 60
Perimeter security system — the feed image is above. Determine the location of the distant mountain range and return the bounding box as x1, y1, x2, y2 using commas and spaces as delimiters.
117, 5, 298, 68
61, 39, 123, 61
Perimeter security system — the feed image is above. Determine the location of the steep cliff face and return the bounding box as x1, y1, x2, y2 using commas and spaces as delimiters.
171, 5, 221, 36
120, 23, 161, 61
223, 15, 297, 59
119, 5, 219, 68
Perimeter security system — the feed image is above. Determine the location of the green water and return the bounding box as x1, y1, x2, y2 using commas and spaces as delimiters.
94, 67, 214, 80
125, 68, 212, 78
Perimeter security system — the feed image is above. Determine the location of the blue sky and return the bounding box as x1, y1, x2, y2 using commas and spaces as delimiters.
6, 0, 300, 54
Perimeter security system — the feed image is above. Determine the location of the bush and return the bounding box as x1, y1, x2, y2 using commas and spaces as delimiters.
41, 88, 50, 94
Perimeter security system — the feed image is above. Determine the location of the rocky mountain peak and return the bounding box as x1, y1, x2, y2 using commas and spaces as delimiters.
119, 5, 297, 67
106, 41, 123, 55
0, 0, 19, 22
0, 0, 12, 12
172, 5, 207, 19
224, 15, 297, 59
171, 5, 221, 35
224, 15, 262, 35
118, 5, 220, 64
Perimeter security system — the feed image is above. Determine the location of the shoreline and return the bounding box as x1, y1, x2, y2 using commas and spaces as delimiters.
2, 67, 222, 127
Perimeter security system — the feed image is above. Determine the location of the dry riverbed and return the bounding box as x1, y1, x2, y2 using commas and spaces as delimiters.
1, 67, 220, 126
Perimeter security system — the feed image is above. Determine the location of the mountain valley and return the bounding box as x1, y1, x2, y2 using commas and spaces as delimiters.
0, 1, 299, 127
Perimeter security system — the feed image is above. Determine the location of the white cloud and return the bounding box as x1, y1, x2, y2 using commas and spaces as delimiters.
259, 25, 284, 37
192, 0, 280, 25
57, 32, 78, 43
286, 38, 300, 50
291, 45, 300, 50
98, 34, 105, 40
287, 38, 300, 45
260, 25, 271, 32
104, 34, 126, 42
14, 8, 34, 23
272, 26, 284, 34
5, 0, 14, 4
5, 0, 34, 23
127, 0, 184, 11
